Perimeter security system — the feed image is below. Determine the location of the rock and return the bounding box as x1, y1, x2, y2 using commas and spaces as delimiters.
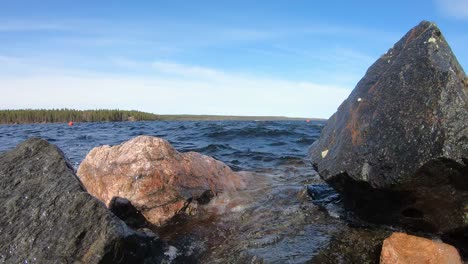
307, 184, 341, 205
441, 227, 468, 259
0, 138, 166, 263
307, 184, 344, 219
380, 232, 462, 264
309, 21, 468, 234
109, 197, 150, 229
77, 135, 246, 226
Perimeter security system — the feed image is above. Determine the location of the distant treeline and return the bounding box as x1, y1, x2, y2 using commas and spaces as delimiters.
0, 109, 159, 124
0, 109, 321, 124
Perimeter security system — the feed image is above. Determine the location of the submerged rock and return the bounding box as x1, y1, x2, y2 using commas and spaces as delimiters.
307, 184, 340, 205
307, 184, 344, 219
77, 135, 246, 226
310, 21, 468, 234
309, 227, 392, 264
380, 232, 462, 264
0, 138, 165, 263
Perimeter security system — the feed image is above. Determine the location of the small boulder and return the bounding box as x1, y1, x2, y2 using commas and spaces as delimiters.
77, 135, 246, 226
0, 138, 166, 263
309, 21, 468, 233
380, 232, 462, 264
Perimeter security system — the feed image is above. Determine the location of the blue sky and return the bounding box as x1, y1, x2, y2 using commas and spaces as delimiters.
1, 0, 467, 118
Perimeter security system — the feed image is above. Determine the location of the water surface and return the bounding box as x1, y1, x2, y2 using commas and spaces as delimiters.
0, 121, 352, 263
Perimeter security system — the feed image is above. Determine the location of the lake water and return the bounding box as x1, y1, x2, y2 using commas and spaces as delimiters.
0, 121, 353, 263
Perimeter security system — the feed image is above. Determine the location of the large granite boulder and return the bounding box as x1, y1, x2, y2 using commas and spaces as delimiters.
310, 21, 468, 234
0, 138, 166, 263
77, 135, 246, 226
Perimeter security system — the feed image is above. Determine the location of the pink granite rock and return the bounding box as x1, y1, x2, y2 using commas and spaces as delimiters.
77, 135, 246, 226
380, 232, 462, 264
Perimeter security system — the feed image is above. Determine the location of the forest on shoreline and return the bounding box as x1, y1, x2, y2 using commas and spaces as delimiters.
0, 109, 320, 124
0, 109, 159, 124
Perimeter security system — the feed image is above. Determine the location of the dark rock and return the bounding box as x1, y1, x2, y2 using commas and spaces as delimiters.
109, 197, 151, 229
307, 184, 341, 205
307, 184, 344, 218
441, 227, 468, 259
0, 138, 166, 263
309, 21, 468, 234
195, 190, 215, 205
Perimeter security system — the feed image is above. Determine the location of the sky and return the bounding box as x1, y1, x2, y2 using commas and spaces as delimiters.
0, 0, 467, 118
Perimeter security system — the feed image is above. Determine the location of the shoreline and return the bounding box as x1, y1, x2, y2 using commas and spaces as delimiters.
0, 109, 325, 125
0, 115, 326, 125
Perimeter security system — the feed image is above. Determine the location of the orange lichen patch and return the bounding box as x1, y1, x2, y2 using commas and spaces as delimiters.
404, 23, 433, 48
368, 80, 381, 94
346, 101, 367, 146
346, 115, 361, 145
404, 28, 417, 47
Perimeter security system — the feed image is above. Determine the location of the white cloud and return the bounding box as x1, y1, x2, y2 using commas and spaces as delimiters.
152, 61, 226, 79
110, 57, 143, 69
435, 0, 468, 19
0, 20, 67, 32
0, 58, 350, 118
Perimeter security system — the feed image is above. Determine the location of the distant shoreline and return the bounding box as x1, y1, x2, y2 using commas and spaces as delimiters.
157, 114, 325, 121
0, 109, 326, 125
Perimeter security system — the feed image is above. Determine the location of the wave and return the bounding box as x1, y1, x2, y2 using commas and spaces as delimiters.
295, 137, 316, 145
205, 127, 296, 139
189, 143, 237, 154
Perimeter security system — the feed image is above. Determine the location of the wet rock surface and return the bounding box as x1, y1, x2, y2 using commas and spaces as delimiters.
77, 135, 246, 227
0, 121, 336, 263
309, 227, 392, 264
310, 21, 468, 235
307, 184, 343, 219
380, 232, 462, 264
0, 138, 166, 263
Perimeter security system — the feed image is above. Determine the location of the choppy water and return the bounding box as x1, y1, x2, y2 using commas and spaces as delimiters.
0, 121, 322, 171
0, 121, 353, 263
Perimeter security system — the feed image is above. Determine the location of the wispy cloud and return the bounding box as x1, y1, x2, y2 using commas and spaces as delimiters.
263, 44, 376, 88
0, 57, 350, 118
152, 61, 229, 80
110, 57, 143, 69
435, 0, 468, 19
0, 17, 396, 46
0, 17, 388, 118
0, 20, 67, 32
